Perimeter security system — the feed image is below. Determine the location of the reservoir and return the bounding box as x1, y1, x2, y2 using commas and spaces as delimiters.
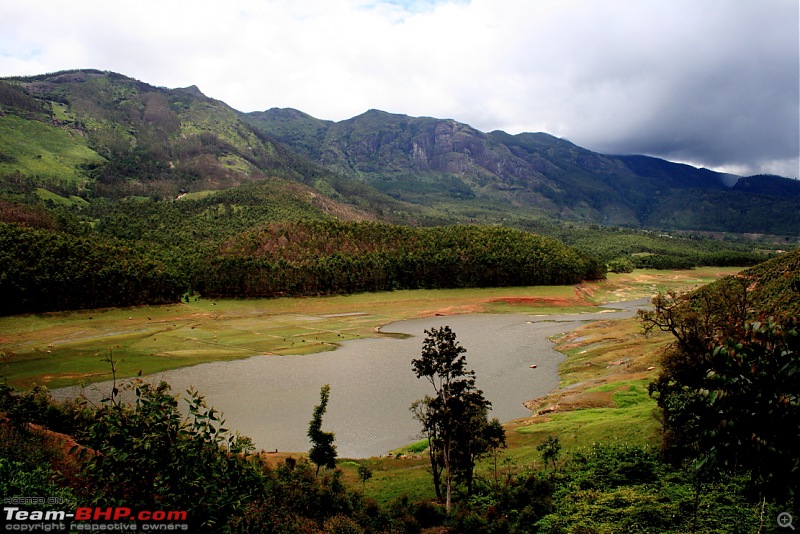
55, 299, 648, 458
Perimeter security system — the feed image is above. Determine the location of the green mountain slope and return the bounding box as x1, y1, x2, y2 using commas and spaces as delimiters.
247, 108, 800, 234
0, 71, 411, 222
2, 69, 797, 235
0, 113, 104, 181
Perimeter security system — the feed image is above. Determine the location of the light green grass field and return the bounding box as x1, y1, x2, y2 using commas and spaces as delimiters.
0, 114, 104, 180
0, 285, 587, 388
0, 269, 736, 391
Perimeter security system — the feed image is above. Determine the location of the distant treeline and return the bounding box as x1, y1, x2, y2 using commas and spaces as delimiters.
0, 220, 605, 315
0, 223, 184, 315
547, 224, 773, 271
193, 221, 606, 298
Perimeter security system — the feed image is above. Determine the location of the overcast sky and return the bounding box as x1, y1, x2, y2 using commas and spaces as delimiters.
1, 0, 798, 178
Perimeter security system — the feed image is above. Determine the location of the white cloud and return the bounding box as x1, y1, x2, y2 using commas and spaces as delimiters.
0, 0, 797, 177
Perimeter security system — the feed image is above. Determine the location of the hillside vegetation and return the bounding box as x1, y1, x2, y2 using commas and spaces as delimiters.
248, 108, 800, 235
2, 69, 799, 237
197, 221, 605, 298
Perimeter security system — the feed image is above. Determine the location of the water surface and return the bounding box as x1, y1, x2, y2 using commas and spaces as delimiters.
56, 299, 647, 458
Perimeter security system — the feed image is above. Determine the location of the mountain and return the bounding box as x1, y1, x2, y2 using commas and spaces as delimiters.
0, 69, 797, 235
0, 70, 790, 315
246, 108, 800, 234
0, 70, 410, 221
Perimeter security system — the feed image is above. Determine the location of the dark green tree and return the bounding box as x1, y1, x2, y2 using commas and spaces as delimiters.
411, 326, 505, 511
308, 384, 337, 475
537, 434, 562, 471
644, 277, 800, 503
696, 317, 799, 500
357, 464, 373, 490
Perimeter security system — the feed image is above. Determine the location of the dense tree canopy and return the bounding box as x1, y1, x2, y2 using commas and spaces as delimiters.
0, 222, 185, 314
642, 259, 800, 503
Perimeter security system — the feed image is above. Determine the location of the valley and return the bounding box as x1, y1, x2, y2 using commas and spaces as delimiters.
0, 68, 797, 532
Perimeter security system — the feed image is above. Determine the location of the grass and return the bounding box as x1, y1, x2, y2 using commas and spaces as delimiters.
0, 114, 104, 181
578, 267, 741, 304
0, 271, 731, 391
516, 379, 658, 446
0, 285, 590, 388
35, 188, 89, 207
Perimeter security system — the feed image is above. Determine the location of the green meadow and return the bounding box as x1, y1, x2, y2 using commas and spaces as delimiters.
0, 268, 737, 392
0, 114, 104, 181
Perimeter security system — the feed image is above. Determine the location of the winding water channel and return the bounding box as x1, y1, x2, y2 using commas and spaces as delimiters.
55, 299, 648, 458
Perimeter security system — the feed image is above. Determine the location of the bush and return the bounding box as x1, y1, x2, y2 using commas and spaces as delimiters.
607, 256, 635, 273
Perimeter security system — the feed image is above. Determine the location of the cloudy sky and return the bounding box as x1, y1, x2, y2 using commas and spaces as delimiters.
1, 0, 798, 177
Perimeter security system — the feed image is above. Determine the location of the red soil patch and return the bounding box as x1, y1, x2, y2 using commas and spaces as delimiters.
423, 304, 486, 317
488, 296, 594, 307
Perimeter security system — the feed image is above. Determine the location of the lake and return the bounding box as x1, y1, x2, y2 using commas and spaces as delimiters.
55, 299, 648, 458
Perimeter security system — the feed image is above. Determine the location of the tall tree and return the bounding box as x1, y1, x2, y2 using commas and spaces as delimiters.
308, 384, 337, 475
644, 279, 800, 503
411, 326, 505, 511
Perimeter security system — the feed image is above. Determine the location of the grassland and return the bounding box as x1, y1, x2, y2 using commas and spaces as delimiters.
0, 268, 736, 390
0, 114, 104, 180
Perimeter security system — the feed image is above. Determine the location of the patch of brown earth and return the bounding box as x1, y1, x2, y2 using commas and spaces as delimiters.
39, 372, 101, 385
523, 382, 626, 417
423, 304, 486, 317
488, 295, 594, 307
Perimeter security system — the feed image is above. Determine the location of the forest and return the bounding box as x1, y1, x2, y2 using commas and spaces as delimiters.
0, 214, 605, 315
0, 174, 776, 316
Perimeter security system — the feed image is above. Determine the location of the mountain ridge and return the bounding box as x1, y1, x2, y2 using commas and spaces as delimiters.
1, 69, 798, 234
245, 106, 799, 233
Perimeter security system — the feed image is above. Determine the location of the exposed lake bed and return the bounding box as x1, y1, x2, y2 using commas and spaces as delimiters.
54, 299, 649, 458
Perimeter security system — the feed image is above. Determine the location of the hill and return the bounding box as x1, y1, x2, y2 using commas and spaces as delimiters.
246, 108, 800, 234
2, 69, 798, 235
0, 70, 413, 221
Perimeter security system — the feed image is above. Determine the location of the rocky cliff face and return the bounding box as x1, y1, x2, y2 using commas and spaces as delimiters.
243, 107, 800, 233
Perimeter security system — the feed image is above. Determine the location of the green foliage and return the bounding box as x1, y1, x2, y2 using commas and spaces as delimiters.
0, 222, 185, 315
78, 378, 260, 529
550, 223, 772, 270
735, 248, 800, 316
697, 318, 800, 500
607, 256, 635, 273
308, 384, 337, 474
411, 327, 506, 510
534, 444, 764, 533
195, 221, 605, 299
0, 458, 78, 508
644, 256, 800, 503
537, 435, 562, 470
0, 381, 79, 511
0, 113, 104, 182
1, 373, 388, 533
357, 464, 373, 489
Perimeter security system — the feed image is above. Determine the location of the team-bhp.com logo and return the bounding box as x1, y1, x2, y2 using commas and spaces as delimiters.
3, 506, 189, 531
